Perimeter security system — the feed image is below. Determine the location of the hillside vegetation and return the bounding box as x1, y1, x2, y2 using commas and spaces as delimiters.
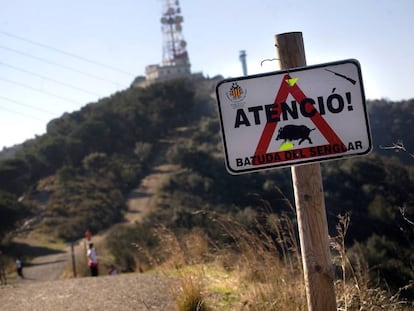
0, 76, 413, 308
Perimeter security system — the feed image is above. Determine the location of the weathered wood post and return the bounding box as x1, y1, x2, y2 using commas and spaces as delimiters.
71, 242, 77, 278
275, 32, 337, 310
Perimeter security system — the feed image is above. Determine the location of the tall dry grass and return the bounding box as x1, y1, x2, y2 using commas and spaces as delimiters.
145, 226, 212, 310
331, 213, 412, 310
213, 212, 307, 310
150, 210, 413, 310
174, 273, 211, 311
148, 211, 307, 310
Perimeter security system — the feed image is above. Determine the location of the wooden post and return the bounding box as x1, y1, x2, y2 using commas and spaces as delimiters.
71, 242, 77, 278
275, 32, 337, 311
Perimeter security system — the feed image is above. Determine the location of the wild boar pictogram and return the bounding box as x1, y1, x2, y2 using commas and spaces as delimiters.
276, 125, 315, 145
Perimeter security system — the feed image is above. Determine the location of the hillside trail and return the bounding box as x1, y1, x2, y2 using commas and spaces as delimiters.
7, 139, 179, 284
124, 163, 177, 224
123, 137, 179, 225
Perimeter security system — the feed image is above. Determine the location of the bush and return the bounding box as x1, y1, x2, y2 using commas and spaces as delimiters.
350, 235, 414, 299
105, 223, 159, 272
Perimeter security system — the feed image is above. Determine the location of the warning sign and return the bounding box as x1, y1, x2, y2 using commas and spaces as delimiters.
216, 59, 372, 175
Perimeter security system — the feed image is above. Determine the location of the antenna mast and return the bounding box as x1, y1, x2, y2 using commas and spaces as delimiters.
239, 50, 247, 76
161, 0, 190, 67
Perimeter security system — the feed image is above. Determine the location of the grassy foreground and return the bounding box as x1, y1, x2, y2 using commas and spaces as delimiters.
128, 214, 413, 310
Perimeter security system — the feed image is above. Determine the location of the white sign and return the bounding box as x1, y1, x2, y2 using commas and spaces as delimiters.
216, 59, 372, 175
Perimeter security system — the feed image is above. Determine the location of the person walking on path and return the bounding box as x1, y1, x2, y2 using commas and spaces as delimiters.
16, 257, 24, 278
87, 243, 98, 276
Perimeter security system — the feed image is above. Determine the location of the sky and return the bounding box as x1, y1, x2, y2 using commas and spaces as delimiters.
1, 0, 413, 149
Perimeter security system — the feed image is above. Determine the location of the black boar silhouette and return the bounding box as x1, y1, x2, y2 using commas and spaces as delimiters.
276, 125, 315, 145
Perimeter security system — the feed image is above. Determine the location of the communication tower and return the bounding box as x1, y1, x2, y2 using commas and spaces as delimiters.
161, 0, 190, 67
135, 0, 192, 86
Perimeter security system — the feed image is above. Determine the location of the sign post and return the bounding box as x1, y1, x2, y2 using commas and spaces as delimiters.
216, 32, 364, 310
277, 32, 336, 310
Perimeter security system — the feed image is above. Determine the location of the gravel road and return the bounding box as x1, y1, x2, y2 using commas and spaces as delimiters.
21, 249, 69, 282
0, 272, 176, 311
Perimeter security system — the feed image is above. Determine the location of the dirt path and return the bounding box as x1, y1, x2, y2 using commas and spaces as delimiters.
0, 272, 176, 311
125, 163, 177, 224
6, 237, 69, 285
21, 250, 68, 282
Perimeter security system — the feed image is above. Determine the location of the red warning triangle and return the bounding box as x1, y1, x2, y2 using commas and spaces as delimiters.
253, 74, 346, 165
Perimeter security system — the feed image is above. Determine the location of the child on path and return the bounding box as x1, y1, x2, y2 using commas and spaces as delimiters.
87, 243, 99, 277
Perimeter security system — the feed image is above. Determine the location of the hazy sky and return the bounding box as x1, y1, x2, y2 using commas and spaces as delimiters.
1, 0, 413, 148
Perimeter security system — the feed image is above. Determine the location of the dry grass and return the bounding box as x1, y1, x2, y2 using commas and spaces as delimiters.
215, 213, 307, 310
151, 211, 413, 310
139, 226, 212, 271
174, 272, 211, 311
150, 212, 308, 310
331, 214, 413, 310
